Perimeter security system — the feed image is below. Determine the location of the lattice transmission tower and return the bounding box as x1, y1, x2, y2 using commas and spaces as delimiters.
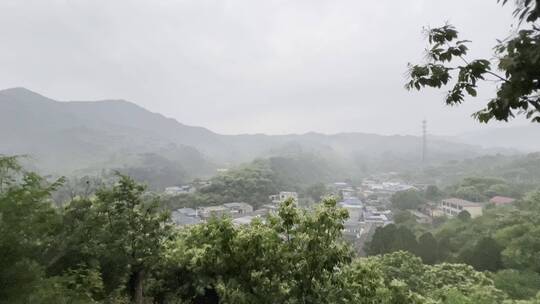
422, 119, 427, 163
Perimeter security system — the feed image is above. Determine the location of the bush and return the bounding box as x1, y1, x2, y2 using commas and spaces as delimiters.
493, 269, 540, 300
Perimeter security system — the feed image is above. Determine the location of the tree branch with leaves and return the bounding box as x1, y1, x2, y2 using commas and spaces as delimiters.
406, 0, 540, 123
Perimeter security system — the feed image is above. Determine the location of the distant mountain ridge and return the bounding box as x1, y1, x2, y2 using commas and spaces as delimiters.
0, 87, 507, 179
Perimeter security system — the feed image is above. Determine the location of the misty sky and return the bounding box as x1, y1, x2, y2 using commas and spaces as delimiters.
0, 0, 530, 136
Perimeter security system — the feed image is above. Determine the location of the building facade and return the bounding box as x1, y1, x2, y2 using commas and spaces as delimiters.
197, 206, 230, 219
441, 198, 483, 218
223, 202, 254, 216
269, 191, 298, 204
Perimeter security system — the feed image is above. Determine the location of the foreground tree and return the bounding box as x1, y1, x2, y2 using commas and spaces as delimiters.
406, 0, 540, 123
167, 198, 353, 304
49, 175, 172, 303
493, 269, 540, 300
368, 251, 506, 303
91, 175, 172, 303
0, 156, 99, 303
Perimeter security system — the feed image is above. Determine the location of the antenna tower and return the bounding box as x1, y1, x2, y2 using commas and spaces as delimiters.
422, 119, 427, 163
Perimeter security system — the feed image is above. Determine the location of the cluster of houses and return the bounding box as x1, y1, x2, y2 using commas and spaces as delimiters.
330, 181, 395, 246
170, 191, 299, 227
166, 175, 518, 256
164, 180, 213, 196
330, 178, 518, 248
359, 179, 418, 204
351, 176, 518, 224
168, 181, 394, 255
164, 185, 195, 196
334, 178, 419, 207
171, 202, 255, 226
328, 178, 417, 206
415, 195, 517, 223
339, 196, 393, 242
269, 191, 298, 204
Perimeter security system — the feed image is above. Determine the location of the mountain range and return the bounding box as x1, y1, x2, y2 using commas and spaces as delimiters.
1, 87, 537, 186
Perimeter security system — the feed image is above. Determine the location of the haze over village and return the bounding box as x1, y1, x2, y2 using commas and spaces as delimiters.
1, 1, 540, 303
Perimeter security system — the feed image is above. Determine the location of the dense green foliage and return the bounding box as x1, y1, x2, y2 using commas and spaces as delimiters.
0, 158, 171, 304
368, 185, 540, 301
493, 269, 540, 300
447, 177, 517, 202
400, 153, 540, 194
118, 152, 214, 191
365, 224, 418, 257
161, 160, 280, 210
162, 156, 337, 210
161, 152, 540, 214
0, 170, 66, 303
391, 189, 426, 210
5, 156, 539, 303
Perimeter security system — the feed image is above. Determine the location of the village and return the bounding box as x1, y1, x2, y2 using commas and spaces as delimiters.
163, 172, 518, 254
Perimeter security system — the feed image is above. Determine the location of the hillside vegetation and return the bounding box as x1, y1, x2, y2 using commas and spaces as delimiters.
3, 156, 539, 303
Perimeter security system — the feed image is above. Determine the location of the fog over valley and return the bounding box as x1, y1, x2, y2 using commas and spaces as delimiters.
1, 1, 540, 303
2, 87, 538, 182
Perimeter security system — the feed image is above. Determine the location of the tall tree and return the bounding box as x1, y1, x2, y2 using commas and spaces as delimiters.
97, 175, 171, 303
169, 197, 352, 304
424, 185, 442, 200
416, 232, 438, 265
0, 155, 23, 192
460, 237, 504, 272
391, 189, 425, 210
365, 224, 418, 256
365, 224, 399, 255
0, 157, 72, 302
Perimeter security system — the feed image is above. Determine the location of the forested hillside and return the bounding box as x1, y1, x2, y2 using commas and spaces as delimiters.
160, 154, 342, 210
1, 87, 502, 181
402, 152, 540, 187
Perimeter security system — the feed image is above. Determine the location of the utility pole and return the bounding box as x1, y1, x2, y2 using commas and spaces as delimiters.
422, 119, 427, 163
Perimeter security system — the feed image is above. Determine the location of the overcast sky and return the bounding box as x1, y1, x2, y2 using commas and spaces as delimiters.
0, 0, 530, 136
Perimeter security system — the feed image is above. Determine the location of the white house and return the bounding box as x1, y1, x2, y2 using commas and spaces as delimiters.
164, 185, 194, 196
269, 191, 298, 204
223, 202, 253, 216
441, 198, 483, 218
